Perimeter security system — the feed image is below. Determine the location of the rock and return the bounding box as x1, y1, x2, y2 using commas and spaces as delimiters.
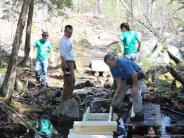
75, 78, 94, 89
14, 79, 27, 91
167, 45, 183, 61
1, 47, 24, 58
52, 99, 79, 119
138, 38, 158, 58
0, 68, 6, 88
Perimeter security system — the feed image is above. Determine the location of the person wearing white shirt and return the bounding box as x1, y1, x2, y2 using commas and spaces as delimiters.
59, 25, 75, 101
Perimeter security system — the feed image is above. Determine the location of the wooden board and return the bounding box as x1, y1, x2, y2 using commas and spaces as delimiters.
70, 129, 114, 135
69, 106, 117, 136
68, 134, 113, 138
72, 121, 117, 135
91, 60, 110, 72
88, 113, 118, 121
74, 121, 117, 127
126, 104, 161, 127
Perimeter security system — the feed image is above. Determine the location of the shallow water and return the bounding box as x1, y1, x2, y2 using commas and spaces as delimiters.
160, 109, 184, 138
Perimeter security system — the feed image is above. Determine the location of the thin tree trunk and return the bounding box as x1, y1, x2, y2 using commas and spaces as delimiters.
98, 0, 103, 17
116, 0, 119, 19
0, 0, 30, 98
75, 0, 79, 12
19, 0, 34, 67
130, 0, 133, 26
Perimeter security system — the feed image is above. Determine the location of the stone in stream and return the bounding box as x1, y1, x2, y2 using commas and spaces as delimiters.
52, 98, 80, 119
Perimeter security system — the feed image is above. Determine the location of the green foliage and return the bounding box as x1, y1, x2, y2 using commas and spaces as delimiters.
108, 43, 122, 57
78, 38, 91, 47
9, 101, 23, 110
0, 68, 6, 73
27, 107, 43, 114
52, 0, 73, 9
104, 0, 126, 21
79, 0, 94, 12
26, 120, 37, 127
157, 79, 172, 93
142, 59, 152, 72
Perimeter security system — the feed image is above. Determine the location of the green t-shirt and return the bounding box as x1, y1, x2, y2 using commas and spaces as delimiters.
119, 31, 138, 54
34, 39, 52, 60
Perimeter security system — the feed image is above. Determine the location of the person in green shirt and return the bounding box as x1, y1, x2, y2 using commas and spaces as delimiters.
107, 22, 141, 61
33, 32, 53, 87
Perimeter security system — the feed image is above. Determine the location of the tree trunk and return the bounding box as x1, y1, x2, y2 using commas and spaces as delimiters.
0, 0, 30, 98
19, 0, 34, 67
130, 0, 133, 26
97, 0, 103, 17
116, 0, 119, 19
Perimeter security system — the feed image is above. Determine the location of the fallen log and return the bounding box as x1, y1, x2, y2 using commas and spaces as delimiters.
166, 65, 184, 92
167, 50, 181, 64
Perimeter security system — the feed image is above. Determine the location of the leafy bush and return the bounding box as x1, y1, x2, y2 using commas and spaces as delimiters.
78, 38, 91, 47
108, 43, 122, 57
157, 79, 172, 93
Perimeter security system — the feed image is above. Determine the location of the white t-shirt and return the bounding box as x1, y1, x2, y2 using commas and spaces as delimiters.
59, 35, 74, 61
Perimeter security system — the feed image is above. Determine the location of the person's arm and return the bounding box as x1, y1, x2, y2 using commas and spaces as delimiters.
131, 71, 138, 97
48, 43, 54, 61
59, 40, 68, 70
114, 77, 122, 96
137, 39, 141, 52
60, 56, 68, 69
107, 40, 120, 47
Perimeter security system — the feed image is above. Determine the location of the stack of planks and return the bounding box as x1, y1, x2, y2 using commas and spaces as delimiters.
68, 106, 117, 138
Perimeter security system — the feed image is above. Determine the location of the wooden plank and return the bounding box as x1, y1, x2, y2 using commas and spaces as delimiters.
126, 104, 161, 127
74, 121, 117, 127
68, 134, 113, 138
88, 113, 118, 121
82, 107, 90, 122
91, 60, 110, 72
72, 128, 115, 135
108, 106, 113, 121
88, 113, 109, 121
71, 129, 115, 135
70, 128, 114, 135
73, 121, 117, 134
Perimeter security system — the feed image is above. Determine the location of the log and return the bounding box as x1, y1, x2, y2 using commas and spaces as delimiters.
167, 65, 184, 92
167, 50, 181, 64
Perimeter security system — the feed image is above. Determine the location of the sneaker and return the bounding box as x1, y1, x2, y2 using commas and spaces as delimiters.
130, 112, 144, 122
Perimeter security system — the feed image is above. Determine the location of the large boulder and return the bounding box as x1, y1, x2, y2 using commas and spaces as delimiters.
52, 98, 79, 119
167, 45, 183, 61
